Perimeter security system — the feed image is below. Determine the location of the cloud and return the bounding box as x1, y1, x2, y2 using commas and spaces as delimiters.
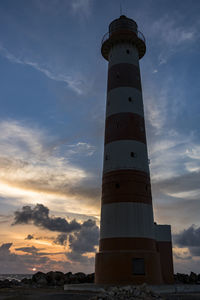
0, 46, 89, 95
54, 233, 68, 246
70, 0, 92, 17
25, 234, 34, 240
149, 15, 198, 64
0, 242, 63, 273
174, 225, 200, 247
174, 225, 200, 258
0, 119, 100, 214
13, 203, 81, 233
13, 203, 99, 267
69, 219, 99, 254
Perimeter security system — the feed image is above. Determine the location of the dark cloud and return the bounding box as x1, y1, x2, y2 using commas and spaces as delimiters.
15, 246, 39, 254
174, 225, 200, 247
0, 241, 94, 274
174, 225, 200, 257
0, 243, 13, 252
67, 219, 99, 263
13, 203, 81, 233
69, 219, 99, 254
12, 204, 100, 268
25, 234, 34, 240
53, 219, 100, 263
152, 171, 200, 198
54, 233, 68, 246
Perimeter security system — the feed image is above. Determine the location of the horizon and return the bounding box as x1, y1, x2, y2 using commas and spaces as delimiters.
0, 0, 200, 275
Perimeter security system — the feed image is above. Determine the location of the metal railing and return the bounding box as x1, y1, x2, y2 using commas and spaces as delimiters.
101, 30, 145, 45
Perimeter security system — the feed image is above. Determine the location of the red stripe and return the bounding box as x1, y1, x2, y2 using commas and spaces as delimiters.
100, 237, 156, 251
105, 112, 146, 145
102, 169, 152, 205
95, 251, 163, 284
107, 63, 141, 92
156, 241, 174, 284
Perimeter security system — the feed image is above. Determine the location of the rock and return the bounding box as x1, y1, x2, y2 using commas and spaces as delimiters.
46, 271, 65, 286
21, 278, 32, 285
86, 273, 95, 283
74, 272, 86, 283
11, 279, 21, 286
89, 285, 164, 300
0, 279, 12, 289
64, 272, 73, 284
176, 273, 190, 284
189, 272, 198, 283
32, 271, 47, 286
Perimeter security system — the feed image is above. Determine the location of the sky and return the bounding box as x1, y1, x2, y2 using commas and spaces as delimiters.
0, 0, 200, 275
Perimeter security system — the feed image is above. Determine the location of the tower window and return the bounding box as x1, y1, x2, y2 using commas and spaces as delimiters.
115, 183, 120, 189
105, 155, 109, 161
132, 258, 145, 275
126, 49, 130, 54
145, 184, 148, 191
116, 72, 120, 79
130, 152, 136, 157
128, 97, 132, 102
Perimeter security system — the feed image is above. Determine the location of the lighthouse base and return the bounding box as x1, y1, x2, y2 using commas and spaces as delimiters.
95, 250, 163, 285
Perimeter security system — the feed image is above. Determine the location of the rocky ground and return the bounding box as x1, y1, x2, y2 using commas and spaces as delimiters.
90, 284, 164, 299
0, 271, 200, 299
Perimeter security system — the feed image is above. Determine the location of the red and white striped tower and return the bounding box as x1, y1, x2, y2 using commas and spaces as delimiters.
95, 15, 173, 285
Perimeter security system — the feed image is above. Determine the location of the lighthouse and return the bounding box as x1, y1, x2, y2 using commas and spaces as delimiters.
95, 15, 174, 285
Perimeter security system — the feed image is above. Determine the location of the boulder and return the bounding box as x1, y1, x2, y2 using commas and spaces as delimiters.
89, 284, 164, 300
46, 271, 65, 286
32, 271, 47, 285
0, 279, 12, 289
176, 273, 190, 284
86, 273, 95, 283
189, 272, 198, 283
21, 278, 32, 285
64, 272, 73, 284
74, 272, 86, 283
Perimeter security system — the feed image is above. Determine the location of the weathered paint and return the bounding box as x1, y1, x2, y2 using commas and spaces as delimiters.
108, 43, 139, 68
156, 241, 174, 284
105, 112, 146, 144
107, 63, 141, 92
155, 224, 172, 242
95, 251, 163, 285
99, 237, 156, 251
100, 202, 154, 239
102, 169, 152, 205
106, 87, 144, 118
103, 140, 149, 174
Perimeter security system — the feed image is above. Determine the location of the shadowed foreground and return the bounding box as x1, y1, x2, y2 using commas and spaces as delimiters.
1, 287, 200, 300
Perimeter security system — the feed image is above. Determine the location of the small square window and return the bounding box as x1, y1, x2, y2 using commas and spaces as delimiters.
115, 183, 120, 189
128, 97, 132, 102
116, 72, 120, 79
126, 49, 130, 54
132, 258, 145, 275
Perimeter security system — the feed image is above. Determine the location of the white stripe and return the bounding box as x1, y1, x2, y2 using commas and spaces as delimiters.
100, 202, 155, 239
108, 43, 139, 68
103, 140, 149, 174
106, 87, 144, 118
154, 224, 172, 242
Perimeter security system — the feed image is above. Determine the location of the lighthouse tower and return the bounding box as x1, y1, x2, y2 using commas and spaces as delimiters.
95, 15, 174, 285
